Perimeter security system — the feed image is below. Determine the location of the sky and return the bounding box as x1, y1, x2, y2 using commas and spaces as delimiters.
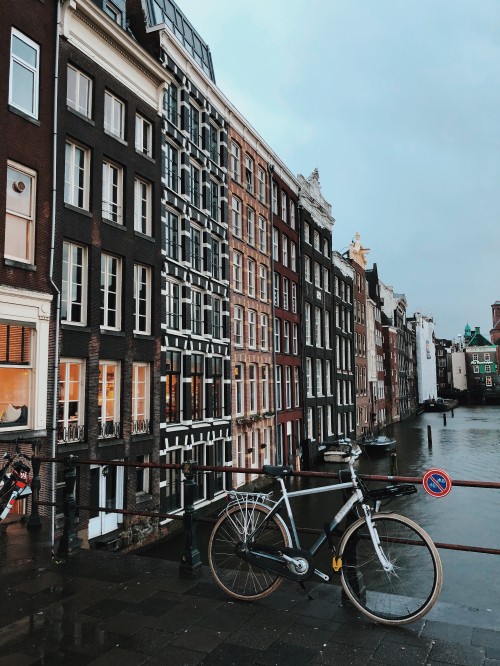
176, 0, 500, 340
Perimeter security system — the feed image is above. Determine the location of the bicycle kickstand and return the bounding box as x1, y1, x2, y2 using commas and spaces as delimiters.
299, 581, 313, 601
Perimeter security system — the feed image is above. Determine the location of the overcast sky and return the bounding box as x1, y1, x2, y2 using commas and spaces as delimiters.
176, 0, 500, 340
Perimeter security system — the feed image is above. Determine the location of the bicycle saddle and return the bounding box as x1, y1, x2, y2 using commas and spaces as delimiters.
262, 465, 293, 477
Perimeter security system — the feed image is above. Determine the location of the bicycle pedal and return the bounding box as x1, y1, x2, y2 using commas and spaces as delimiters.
332, 556, 342, 572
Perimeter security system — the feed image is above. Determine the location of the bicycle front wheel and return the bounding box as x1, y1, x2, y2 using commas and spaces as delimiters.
339, 513, 442, 625
208, 504, 291, 601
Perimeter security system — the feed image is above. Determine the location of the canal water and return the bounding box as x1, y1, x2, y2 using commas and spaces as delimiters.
146, 405, 500, 611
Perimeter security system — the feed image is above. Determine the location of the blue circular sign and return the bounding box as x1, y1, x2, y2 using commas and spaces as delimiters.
423, 468, 452, 498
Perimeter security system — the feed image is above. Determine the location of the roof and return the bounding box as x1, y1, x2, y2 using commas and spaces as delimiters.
142, 0, 216, 81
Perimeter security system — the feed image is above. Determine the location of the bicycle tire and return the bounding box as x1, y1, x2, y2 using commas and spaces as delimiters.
208, 504, 291, 601
339, 512, 442, 625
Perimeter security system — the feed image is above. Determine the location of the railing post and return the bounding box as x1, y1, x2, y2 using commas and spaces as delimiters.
57, 455, 81, 557
179, 460, 202, 579
27, 439, 42, 531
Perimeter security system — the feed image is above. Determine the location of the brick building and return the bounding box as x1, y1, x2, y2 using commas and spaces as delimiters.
366, 264, 387, 431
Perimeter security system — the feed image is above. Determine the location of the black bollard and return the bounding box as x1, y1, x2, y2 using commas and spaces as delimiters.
27, 439, 42, 531
451, 409, 454, 418
390, 452, 398, 476
427, 425, 432, 449
179, 460, 202, 579
443, 413, 447, 426
57, 455, 81, 556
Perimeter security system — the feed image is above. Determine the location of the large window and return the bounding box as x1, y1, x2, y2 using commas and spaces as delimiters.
247, 259, 256, 298
248, 309, 257, 349
235, 363, 244, 415
100, 253, 121, 330
164, 143, 179, 192
261, 365, 269, 411
102, 160, 123, 224
245, 154, 254, 194
165, 351, 181, 422
5, 162, 36, 264
98, 361, 120, 438
104, 90, 125, 140
211, 237, 221, 280
190, 164, 200, 208
191, 354, 204, 420
58, 359, 85, 443
258, 167, 266, 204
165, 83, 178, 126
135, 114, 152, 157
190, 226, 201, 271
133, 264, 151, 334
67, 64, 92, 118
231, 141, 241, 181
0, 324, 32, 430
234, 306, 243, 346
233, 251, 242, 292
134, 177, 152, 235
191, 289, 203, 335
258, 216, 267, 253
132, 363, 150, 434
247, 206, 255, 246
285, 366, 292, 408
232, 196, 242, 237
165, 210, 179, 261
260, 313, 269, 351
212, 297, 222, 339
209, 181, 219, 221
9, 29, 39, 119
209, 125, 219, 163
62, 241, 87, 325
187, 104, 199, 145
259, 265, 268, 302
165, 279, 180, 330
276, 366, 283, 410
212, 358, 223, 419
65, 141, 90, 210
249, 364, 257, 413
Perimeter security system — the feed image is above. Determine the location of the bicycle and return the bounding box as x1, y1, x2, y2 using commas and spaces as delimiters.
0, 448, 32, 521
208, 445, 442, 626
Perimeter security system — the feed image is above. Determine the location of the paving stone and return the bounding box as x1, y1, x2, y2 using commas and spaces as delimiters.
82, 598, 138, 619
427, 640, 486, 666
194, 608, 251, 632
0, 654, 36, 666
99, 611, 149, 636
281, 620, 335, 650
143, 646, 204, 665
254, 639, 317, 665
199, 643, 266, 666
372, 638, 431, 665
331, 622, 386, 649
311, 641, 373, 665
226, 622, 288, 650
88, 646, 149, 665
421, 620, 474, 646
472, 628, 500, 651
123, 626, 180, 655
172, 625, 230, 653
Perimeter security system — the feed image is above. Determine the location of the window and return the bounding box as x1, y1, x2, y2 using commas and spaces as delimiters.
98, 361, 120, 438
291, 283, 297, 313
231, 141, 241, 181
247, 206, 255, 246
165, 83, 178, 126
290, 242, 296, 271
165, 351, 181, 422
258, 216, 267, 253
134, 177, 152, 235
282, 236, 289, 267
249, 364, 257, 413
316, 359, 323, 395
233, 251, 242, 292
486, 376, 492, 387
102, 160, 123, 224
134, 264, 151, 334
273, 272, 280, 307
274, 317, 281, 352
473, 366, 479, 374
283, 278, 289, 310
259, 265, 268, 301
188, 104, 199, 145
247, 259, 256, 298
325, 315, 331, 349
314, 231, 320, 251
105, 1, 123, 24
326, 361, 332, 396
315, 307, 322, 347
64, 141, 90, 210
190, 226, 201, 271
276, 366, 283, 410
285, 366, 292, 408
9, 29, 39, 118
67, 64, 92, 118
165, 280, 180, 329
232, 196, 242, 237
165, 211, 179, 261
273, 228, 279, 260
245, 154, 254, 194
292, 323, 298, 355
306, 357, 312, 396
5, 162, 36, 263
485, 364, 491, 373
212, 358, 223, 418
0, 324, 33, 430
209, 181, 219, 221
191, 354, 204, 420
305, 256, 311, 282
62, 241, 87, 325
235, 363, 244, 415
58, 359, 85, 443
472, 353, 478, 362
324, 239, 330, 257
281, 191, 287, 222
294, 367, 300, 407
135, 114, 152, 157
258, 167, 266, 203
289, 201, 296, 229
190, 164, 200, 208
135, 454, 151, 495
209, 124, 219, 163
132, 363, 150, 434
191, 289, 203, 335
324, 268, 330, 292
261, 313, 269, 350
272, 183, 278, 214
211, 237, 221, 280
248, 310, 257, 349
305, 304, 311, 345
164, 143, 179, 192
261, 365, 269, 411
314, 262, 321, 288
212, 297, 222, 339
100, 253, 121, 330
484, 353, 491, 362
104, 91, 125, 140
304, 223, 310, 244
234, 306, 243, 346
283, 321, 290, 353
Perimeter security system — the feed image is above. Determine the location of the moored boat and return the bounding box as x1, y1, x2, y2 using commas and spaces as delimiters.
362, 435, 396, 454
423, 398, 459, 412
324, 439, 362, 463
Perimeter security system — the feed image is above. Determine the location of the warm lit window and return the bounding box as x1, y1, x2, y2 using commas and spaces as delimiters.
133, 264, 151, 334
67, 64, 92, 118
165, 351, 181, 422
104, 90, 125, 140
5, 162, 36, 264
98, 361, 120, 438
100, 253, 121, 330
102, 160, 123, 224
191, 354, 204, 420
212, 358, 223, 419
62, 241, 87, 325
0, 323, 32, 430
132, 362, 150, 434
64, 141, 90, 210
58, 359, 85, 443
9, 29, 39, 118
135, 114, 152, 157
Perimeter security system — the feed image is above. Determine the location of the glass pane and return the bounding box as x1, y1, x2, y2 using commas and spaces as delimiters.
11, 62, 35, 114
5, 214, 29, 262
12, 35, 38, 67
6, 167, 32, 216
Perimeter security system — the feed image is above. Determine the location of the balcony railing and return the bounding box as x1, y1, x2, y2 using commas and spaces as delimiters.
131, 419, 150, 436
98, 420, 120, 440
58, 423, 85, 444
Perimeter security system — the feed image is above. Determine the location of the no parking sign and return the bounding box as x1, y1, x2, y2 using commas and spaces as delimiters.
423, 469, 452, 498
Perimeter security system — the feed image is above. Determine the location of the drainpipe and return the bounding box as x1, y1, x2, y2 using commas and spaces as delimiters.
49, 0, 62, 549
267, 163, 280, 464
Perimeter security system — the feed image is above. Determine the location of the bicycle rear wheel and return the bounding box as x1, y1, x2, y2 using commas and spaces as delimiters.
208, 504, 291, 601
339, 512, 442, 625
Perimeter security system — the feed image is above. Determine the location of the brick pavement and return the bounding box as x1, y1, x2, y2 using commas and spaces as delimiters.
0, 520, 499, 665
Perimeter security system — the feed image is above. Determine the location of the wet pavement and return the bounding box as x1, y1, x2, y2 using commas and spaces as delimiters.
1, 519, 499, 665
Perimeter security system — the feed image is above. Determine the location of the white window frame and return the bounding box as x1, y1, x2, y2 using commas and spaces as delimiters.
249, 363, 257, 413
102, 159, 123, 224
272, 183, 278, 214
259, 264, 268, 302
100, 253, 122, 331
245, 154, 254, 194
258, 167, 266, 203
134, 177, 152, 236
235, 363, 244, 415
58, 359, 86, 443
292, 323, 298, 355
276, 366, 283, 411
233, 251, 242, 292
232, 196, 242, 237
294, 366, 300, 407
98, 360, 121, 436
135, 114, 152, 157
5, 161, 36, 264
133, 263, 151, 335
231, 141, 241, 181
67, 64, 92, 118
281, 191, 287, 222
247, 259, 256, 298
246, 206, 255, 246
65, 140, 90, 210
234, 306, 243, 347
62, 241, 87, 325
258, 216, 267, 253
132, 362, 150, 433
260, 313, 269, 351
9, 29, 39, 119
104, 90, 125, 140
248, 309, 257, 349
285, 366, 292, 408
